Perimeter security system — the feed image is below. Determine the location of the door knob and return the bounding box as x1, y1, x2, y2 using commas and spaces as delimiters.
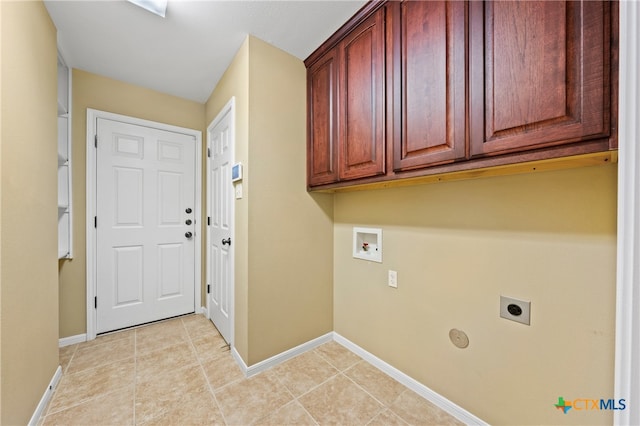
185, 219, 192, 225
185, 208, 192, 214
221, 238, 231, 246
185, 232, 193, 239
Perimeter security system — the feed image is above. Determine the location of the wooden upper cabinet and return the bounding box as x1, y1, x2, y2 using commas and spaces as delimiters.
469, 1, 611, 157
391, 1, 467, 172
306, 0, 616, 190
307, 48, 339, 186
338, 8, 386, 180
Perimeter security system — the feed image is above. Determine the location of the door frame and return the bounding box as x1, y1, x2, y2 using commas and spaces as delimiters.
615, 2, 640, 424
85, 108, 202, 340
205, 97, 235, 347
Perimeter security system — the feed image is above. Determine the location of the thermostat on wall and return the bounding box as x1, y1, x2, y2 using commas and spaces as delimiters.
231, 163, 243, 182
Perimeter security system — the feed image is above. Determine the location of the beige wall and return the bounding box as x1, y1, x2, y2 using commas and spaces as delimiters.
205, 37, 334, 365
59, 70, 205, 337
334, 164, 617, 425
246, 37, 333, 364
0, 1, 4, 418
0, 2, 60, 423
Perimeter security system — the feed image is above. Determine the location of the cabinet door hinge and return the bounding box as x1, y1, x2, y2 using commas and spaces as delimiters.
207, 147, 211, 158
207, 216, 211, 226
94, 134, 98, 148
207, 284, 211, 294
94, 296, 97, 309
94, 216, 97, 228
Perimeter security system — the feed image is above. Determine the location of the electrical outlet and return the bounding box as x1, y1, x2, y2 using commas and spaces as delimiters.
388, 270, 398, 288
500, 295, 531, 325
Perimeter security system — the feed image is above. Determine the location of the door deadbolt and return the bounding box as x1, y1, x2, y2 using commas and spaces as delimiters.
185, 219, 192, 225
185, 208, 192, 214
185, 232, 193, 239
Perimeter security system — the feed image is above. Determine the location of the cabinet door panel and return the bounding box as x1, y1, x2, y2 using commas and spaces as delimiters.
393, 0, 467, 171
307, 50, 339, 186
470, 1, 610, 156
339, 9, 385, 180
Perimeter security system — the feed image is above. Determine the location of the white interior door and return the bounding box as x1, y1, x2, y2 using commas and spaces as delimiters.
96, 118, 196, 333
207, 101, 234, 344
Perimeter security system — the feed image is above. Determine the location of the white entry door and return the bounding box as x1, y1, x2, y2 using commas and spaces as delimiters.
207, 101, 234, 344
96, 118, 196, 333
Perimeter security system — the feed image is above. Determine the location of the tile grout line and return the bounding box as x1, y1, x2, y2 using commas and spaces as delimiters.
313, 344, 362, 373
340, 369, 394, 424
41, 347, 134, 418
134, 318, 191, 424
39, 344, 78, 422
323, 349, 417, 426
249, 379, 295, 426
207, 373, 245, 393
341, 363, 452, 426
183, 317, 231, 426
266, 345, 381, 425
264, 345, 355, 423
264, 375, 315, 426
294, 370, 341, 400
282, 366, 341, 420
133, 328, 137, 426
287, 386, 320, 426
342, 361, 397, 408
384, 403, 413, 426
288, 346, 410, 426
291, 350, 342, 392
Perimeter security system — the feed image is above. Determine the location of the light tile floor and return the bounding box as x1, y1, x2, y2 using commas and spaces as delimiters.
41, 314, 463, 425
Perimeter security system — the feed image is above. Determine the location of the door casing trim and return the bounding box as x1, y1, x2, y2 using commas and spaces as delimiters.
86, 108, 202, 340
615, 3, 640, 424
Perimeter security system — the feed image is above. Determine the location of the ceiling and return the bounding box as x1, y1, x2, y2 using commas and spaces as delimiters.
44, 0, 367, 103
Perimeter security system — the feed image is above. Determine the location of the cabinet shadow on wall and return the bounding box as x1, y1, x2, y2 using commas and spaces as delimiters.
332, 164, 617, 238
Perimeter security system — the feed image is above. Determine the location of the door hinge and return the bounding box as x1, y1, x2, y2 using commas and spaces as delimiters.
94, 216, 97, 228
207, 147, 211, 158
207, 216, 211, 226
94, 134, 98, 148
207, 284, 211, 294
94, 296, 97, 309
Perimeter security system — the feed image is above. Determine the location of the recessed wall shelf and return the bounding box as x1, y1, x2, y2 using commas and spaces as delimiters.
353, 227, 382, 263
57, 52, 72, 259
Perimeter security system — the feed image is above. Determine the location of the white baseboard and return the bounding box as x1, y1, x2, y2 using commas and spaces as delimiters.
333, 333, 487, 426
231, 347, 247, 375
199, 306, 208, 316
28, 365, 62, 426
232, 332, 334, 378
59, 334, 87, 347
230, 331, 485, 425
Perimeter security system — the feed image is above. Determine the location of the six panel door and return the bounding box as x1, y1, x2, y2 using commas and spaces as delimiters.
96, 118, 196, 333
